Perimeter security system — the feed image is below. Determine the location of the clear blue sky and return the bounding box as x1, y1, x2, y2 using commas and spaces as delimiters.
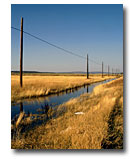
11, 4, 123, 72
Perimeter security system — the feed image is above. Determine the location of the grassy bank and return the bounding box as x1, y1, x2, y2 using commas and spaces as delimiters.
11, 77, 123, 149
11, 74, 117, 103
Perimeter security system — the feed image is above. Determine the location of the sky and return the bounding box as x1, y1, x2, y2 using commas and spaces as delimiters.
11, 4, 123, 72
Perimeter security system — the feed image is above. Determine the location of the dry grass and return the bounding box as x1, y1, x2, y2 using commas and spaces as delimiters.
11, 77, 123, 149
11, 74, 117, 103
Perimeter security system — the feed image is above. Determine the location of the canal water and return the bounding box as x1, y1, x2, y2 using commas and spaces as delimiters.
11, 78, 116, 119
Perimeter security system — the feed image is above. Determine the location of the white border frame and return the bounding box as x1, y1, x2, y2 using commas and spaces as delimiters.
0, 0, 129, 159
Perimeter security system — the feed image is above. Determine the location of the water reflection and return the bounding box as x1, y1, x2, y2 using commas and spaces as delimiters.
87, 85, 89, 93
20, 102, 23, 112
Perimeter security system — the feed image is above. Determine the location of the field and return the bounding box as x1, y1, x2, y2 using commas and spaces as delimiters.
11, 76, 123, 149
11, 73, 117, 103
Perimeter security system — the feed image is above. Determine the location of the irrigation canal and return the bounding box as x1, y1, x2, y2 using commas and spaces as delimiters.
11, 78, 116, 119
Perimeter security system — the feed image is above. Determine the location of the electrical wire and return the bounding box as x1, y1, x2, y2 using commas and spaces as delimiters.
12, 26, 102, 66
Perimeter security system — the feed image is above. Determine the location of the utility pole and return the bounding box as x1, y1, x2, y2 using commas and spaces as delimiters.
20, 17, 23, 87
87, 54, 89, 79
102, 62, 103, 78
108, 65, 109, 76
116, 68, 117, 75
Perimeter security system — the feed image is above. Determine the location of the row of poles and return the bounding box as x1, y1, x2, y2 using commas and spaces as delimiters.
86, 54, 119, 79
19, 17, 120, 87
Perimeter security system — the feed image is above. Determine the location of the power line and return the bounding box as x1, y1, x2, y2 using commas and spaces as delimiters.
11, 26, 102, 66
11, 26, 86, 60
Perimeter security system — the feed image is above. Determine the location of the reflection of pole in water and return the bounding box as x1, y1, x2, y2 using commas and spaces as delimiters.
45, 103, 50, 120
45, 103, 49, 114
20, 102, 23, 112
87, 85, 89, 93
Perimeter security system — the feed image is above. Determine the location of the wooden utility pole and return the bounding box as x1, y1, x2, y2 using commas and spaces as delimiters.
116, 68, 117, 75
113, 68, 115, 75
108, 65, 109, 76
102, 62, 103, 78
20, 17, 23, 87
112, 68, 113, 75
87, 54, 89, 79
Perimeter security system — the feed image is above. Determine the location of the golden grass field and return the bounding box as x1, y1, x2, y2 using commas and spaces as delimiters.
11, 74, 117, 103
11, 76, 123, 149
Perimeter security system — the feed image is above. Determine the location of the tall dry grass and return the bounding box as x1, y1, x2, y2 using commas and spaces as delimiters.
11, 74, 117, 103
11, 77, 123, 149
